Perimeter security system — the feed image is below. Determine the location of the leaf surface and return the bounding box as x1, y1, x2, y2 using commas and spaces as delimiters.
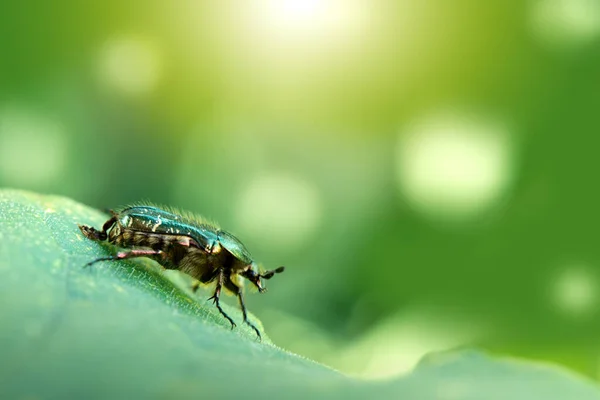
1, 189, 598, 400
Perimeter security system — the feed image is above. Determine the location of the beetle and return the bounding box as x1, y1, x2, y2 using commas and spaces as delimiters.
78, 204, 284, 339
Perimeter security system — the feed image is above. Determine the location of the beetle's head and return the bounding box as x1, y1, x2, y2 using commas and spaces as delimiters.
243, 263, 285, 293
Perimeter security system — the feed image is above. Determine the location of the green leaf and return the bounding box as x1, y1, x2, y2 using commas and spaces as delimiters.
1, 189, 599, 400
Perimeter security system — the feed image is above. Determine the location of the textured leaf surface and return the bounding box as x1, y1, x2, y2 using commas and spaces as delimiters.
1, 189, 599, 400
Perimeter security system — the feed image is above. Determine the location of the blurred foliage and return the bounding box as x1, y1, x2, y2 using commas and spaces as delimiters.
2, 189, 600, 399
1, 0, 600, 381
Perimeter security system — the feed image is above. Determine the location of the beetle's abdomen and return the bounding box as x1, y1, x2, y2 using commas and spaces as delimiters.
107, 223, 220, 281
109, 224, 160, 249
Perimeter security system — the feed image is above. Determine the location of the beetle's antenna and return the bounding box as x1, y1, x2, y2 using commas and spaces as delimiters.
260, 266, 285, 280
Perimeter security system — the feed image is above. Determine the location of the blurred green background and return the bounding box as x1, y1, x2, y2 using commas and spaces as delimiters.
1, 0, 600, 380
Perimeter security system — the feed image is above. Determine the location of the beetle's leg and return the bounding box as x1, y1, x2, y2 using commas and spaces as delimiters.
207, 270, 236, 329
84, 249, 163, 268
237, 291, 261, 340
79, 216, 117, 242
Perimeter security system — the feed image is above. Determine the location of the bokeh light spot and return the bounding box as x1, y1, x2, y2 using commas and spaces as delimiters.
327, 308, 484, 380
552, 265, 597, 317
236, 173, 322, 251
0, 107, 67, 186
532, 0, 600, 47
396, 112, 514, 222
97, 36, 161, 96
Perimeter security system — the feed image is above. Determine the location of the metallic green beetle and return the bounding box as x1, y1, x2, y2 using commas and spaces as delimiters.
79, 205, 285, 339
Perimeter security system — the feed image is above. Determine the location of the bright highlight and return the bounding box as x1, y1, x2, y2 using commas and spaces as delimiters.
259, 0, 364, 38
396, 112, 514, 222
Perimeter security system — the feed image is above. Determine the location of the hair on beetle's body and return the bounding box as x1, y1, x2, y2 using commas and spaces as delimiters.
78, 204, 284, 339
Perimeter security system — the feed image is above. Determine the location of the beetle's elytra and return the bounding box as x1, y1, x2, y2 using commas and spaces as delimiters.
78, 204, 284, 339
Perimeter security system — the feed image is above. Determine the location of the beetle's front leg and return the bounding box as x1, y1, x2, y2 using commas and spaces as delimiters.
207, 270, 236, 329
84, 249, 164, 268
236, 291, 261, 340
